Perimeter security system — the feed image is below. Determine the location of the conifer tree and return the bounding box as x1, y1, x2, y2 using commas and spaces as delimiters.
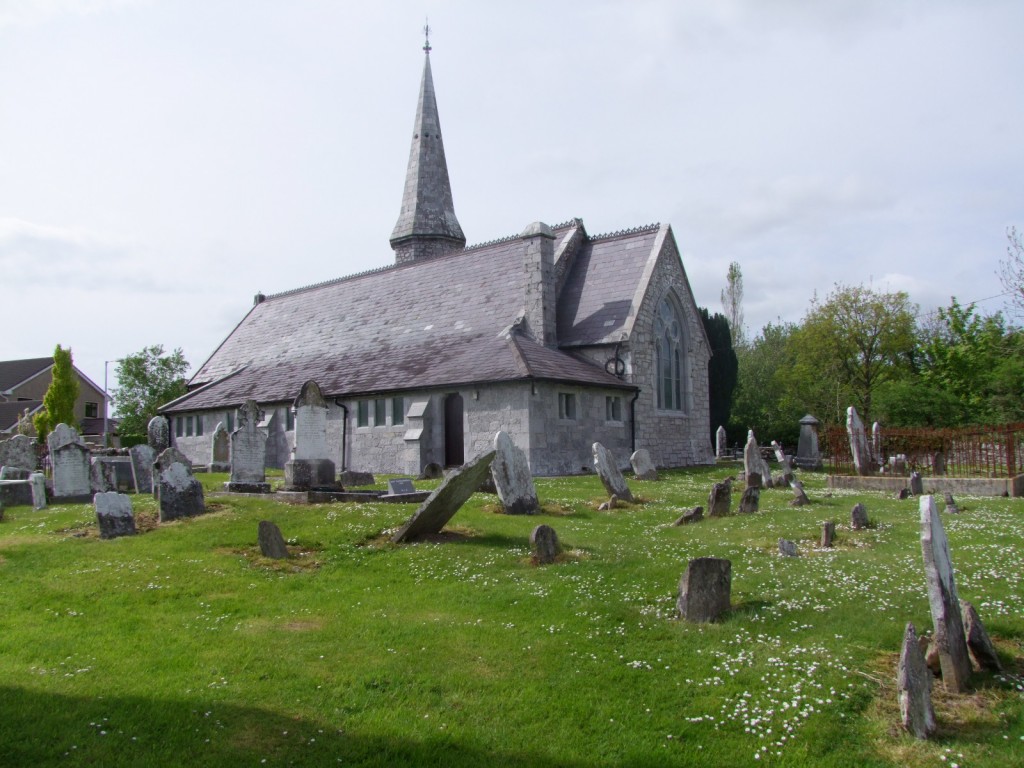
33, 344, 79, 441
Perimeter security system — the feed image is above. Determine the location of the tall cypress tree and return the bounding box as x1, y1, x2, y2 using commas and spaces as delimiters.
699, 309, 738, 442
33, 344, 80, 441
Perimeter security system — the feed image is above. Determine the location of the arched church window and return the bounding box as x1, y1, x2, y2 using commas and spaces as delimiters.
654, 295, 687, 411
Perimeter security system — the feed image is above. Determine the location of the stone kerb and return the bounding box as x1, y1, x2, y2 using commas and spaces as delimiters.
229, 400, 270, 492
491, 431, 539, 515
47, 423, 91, 499
592, 442, 634, 503
677, 557, 731, 623
629, 449, 658, 481
392, 451, 496, 543
847, 406, 871, 476
94, 491, 136, 539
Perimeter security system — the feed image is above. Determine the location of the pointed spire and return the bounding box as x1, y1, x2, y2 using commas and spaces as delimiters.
390, 36, 465, 264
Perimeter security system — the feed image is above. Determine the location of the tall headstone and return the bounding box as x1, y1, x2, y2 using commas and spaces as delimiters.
629, 449, 658, 481
491, 431, 539, 515
920, 495, 973, 693
392, 451, 496, 543
129, 443, 156, 494
530, 524, 561, 565
715, 426, 727, 458
795, 414, 822, 470
897, 622, 936, 739
228, 400, 270, 493
284, 380, 336, 490
30, 471, 47, 510
592, 442, 634, 503
47, 424, 92, 500
677, 557, 731, 623
0, 434, 37, 471
871, 421, 882, 466
846, 406, 871, 476
743, 431, 772, 489
155, 447, 205, 522
210, 422, 230, 472
707, 481, 731, 517
94, 491, 136, 539
147, 416, 170, 453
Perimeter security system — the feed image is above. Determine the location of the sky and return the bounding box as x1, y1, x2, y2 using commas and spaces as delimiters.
2, 0, 1022, 403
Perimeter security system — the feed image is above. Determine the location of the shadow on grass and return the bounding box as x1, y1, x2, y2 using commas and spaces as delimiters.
0, 686, 586, 768
729, 599, 773, 617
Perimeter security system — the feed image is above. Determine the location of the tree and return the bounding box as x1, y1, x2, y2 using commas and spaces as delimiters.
729, 321, 802, 446
720, 261, 745, 348
112, 346, 190, 437
33, 344, 79, 442
699, 308, 738, 441
998, 226, 1024, 320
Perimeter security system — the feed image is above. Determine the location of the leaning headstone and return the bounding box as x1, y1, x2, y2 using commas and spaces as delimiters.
47, 424, 92, 500
258, 520, 289, 559
94, 492, 136, 539
0, 434, 37, 470
707, 481, 731, 517
847, 406, 871, 476
147, 416, 170, 453
228, 400, 270, 493
789, 480, 810, 507
738, 486, 759, 514
392, 451, 496, 543
30, 471, 47, 510
820, 520, 835, 548
674, 506, 704, 526
771, 440, 795, 484
530, 524, 561, 565
943, 492, 959, 514
129, 444, 156, 494
491, 431, 540, 514
284, 381, 336, 490
897, 622, 936, 739
716, 426, 727, 458
778, 538, 798, 557
677, 557, 731, 623
795, 414, 822, 470
920, 495, 973, 693
210, 422, 230, 472
743, 431, 773, 489
630, 449, 658, 481
592, 442, 634, 503
960, 601, 1001, 672
909, 471, 924, 496
850, 503, 869, 530
155, 448, 205, 522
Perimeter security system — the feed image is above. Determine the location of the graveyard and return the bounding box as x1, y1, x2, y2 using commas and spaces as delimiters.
1, 459, 1022, 767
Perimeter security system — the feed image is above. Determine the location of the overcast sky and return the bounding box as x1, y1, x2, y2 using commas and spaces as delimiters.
2, 0, 1022, 401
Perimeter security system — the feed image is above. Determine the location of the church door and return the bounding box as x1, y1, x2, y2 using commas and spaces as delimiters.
444, 393, 464, 467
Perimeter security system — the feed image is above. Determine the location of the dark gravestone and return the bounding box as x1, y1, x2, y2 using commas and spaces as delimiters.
821, 521, 836, 548
737, 486, 759, 514
910, 471, 924, 496
898, 622, 936, 739
745, 471, 762, 490
850, 503, 869, 530
592, 442, 634, 503
897, 487, 911, 500
392, 451, 496, 543
961, 601, 1001, 672
530, 524, 561, 565
943, 492, 960, 514
155, 449, 205, 522
90, 457, 120, 493
147, 416, 170, 453
258, 520, 289, 559
492, 431, 540, 514
388, 478, 417, 495
673, 506, 704, 526
340, 470, 375, 487
789, 480, 810, 507
778, 539, 798, 557
94, 492, 136, 540
677, 557, 731, 623
707, 482, 731, 517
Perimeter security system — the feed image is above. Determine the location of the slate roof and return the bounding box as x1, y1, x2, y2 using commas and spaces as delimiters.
0, 357, 52, 392
0, 400, 42, 433
165, 221, 662, 414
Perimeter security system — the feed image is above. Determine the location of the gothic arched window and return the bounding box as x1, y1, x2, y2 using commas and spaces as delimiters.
655, 295, 686, 411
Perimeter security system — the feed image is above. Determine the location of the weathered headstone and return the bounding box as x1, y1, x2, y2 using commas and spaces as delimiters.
871, 421, 882, 466
743, 431, 773, 489
491, 431, 540, 514
147, 415, 170, 453
745, 471, 762, 489
715, 426, 727, 458
419, 462, 443, 480
155, 448, 205, 522
897, 622, 936, 739
738, 486, 759, 514
210, 422, 230, 472
387, 478, 417, 495
530, 524, 561, 564
340, 470, 375, 487
771, 440, 795, 484
228, 400, 270, 493
707, 481, 731, 517
47, 424, 92, 499
943, 492, 959, 514
392, 451, 496, 543
673, 506, 704, 526
909, 471, 924, 496
850, 503, 869, 529
284, 381, 335, 490
30, 471, 47, 510
960, 601, 1001, 672
677, 557, 731, 623
0, 434, 36, 470
847, 406, 871, 476
820, 520, 835, 548
629, 449, 658, 481
796, 414, 822, 470
258, 520, 289, 559
920, 495, 973, 693
592, 442, 634, 503
129, 444, 156, 494
778, 538, 798, 557
90, 457, 120, 493
94, 491, 136, 539
789, 480, 810, 507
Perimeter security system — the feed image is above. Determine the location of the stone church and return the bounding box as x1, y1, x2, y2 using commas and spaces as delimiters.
162, 44, 714, 476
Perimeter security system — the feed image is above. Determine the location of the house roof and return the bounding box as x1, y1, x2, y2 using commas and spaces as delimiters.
0, 400, 42, 433
0, 357, 52, 393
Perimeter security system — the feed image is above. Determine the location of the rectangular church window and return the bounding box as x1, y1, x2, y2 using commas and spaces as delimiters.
286, 408, 295, 431
226, 411, 234, 432
175, 417, 183, 438
195, 416, 203, 436
186, 416, 194, 437
374, 398, 387, 426
392, 397, 405, 426
357, 400, 369, 427
558, 392, 577, 420
606, 396, 622, 422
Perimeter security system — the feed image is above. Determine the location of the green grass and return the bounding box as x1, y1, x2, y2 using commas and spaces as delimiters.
0, 465, 1021, 767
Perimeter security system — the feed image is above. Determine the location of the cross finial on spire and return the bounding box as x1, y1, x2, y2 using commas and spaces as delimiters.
423, 19, 431, 54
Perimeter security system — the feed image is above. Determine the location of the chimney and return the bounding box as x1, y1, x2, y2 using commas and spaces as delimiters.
521, 221, 556, 347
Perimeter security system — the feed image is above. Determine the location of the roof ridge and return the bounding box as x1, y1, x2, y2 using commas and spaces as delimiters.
264, 263, 399, 301
589, 223, 661, 242
464, 232, 521, 250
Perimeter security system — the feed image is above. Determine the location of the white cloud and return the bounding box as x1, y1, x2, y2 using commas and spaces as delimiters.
0, 0, 143, 29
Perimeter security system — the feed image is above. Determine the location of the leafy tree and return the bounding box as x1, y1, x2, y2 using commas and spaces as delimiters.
699, 308, 738, 441
720, 261, 746, 348
729, 322, 802, 446
112, 346, 190, 437
33, 344, 79, 442
872, 379, 969, 427
998, 226, 1024, 320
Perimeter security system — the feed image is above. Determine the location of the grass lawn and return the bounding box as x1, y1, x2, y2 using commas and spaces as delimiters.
0, 465, 1021, 767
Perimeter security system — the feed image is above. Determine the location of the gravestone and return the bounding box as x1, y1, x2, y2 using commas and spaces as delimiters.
847, 406, 871, 476
821, 520, 835, 548
155, 448, 205, 522
771, 440, 795, 484
909, 471, 923, 496
258, 520, 289, 559
392, 451, 496, 543
47, 424, 92, 499
897, 487, 911, 500
94, 491, 136, 539
210, 422, 230, 472
743, 431, 773, 489
851, 503, 869, 529
871, 421, 882, 466
738, 486, 759, 514
778, 538, 798, 557
673, 506, 704, 526
90, 457, 120, 493
387, 478, 417, 495
677, 557, 731, 623
530, 524, 561, 565
897, 622, 936, 739
745, 471, 762, 490
920, 495, 973, 693
592, 442, 634, 502
943, 492, 959, 514
228, 400, 270, 493
891, 454, 907, 474
960, 601, 1001, 672
340, 470, 375, 487
789, 480, 810, 507
30, 472, 47, 510
629, 449, 658, 481
795, 414, 822, 470
129, 444, 156, 494
707, 482, 731, 517
0, 434, 36, 470
284, 380, 336, 490
263, 407, 289, 470
147, 416, 170, 453
491, 431, 540, 514
715, 426, 727, 458
933, 451, 946, 476
419, 462, 443, 480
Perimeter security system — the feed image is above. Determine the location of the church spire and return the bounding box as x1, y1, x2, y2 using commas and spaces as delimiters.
390, 30, 466, 264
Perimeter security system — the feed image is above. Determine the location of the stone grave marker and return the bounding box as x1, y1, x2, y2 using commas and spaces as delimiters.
716, 425, 727, 458
897, 487, 911, 500
673, 506, 703, 526
943, 492, 959, 514
30, 472, 47, 510
392, 451, 496, 543
744, 431, 773, 489
210, 422, 230, 472
90, 457, 120, 493
745, 471, 762, 490
340, 470, 375, 487
592, 442, 634, 502
910, 471, 924, 496
933, 451, 946, 476
629, 449, 658, 481
530, 524, 561, 564
821, 521, 835, 548
707, 481, 731, 517
129, 444, 156, 494
847, 406, 871, 476
228, 400, 270, 492
147, 416, 170, 453
388, 478, 417, 495
920, 495, 973, 693
677, 557, 731, 623
284, 381, 336, 490
48, 424, 92, 500
258, 520, 289, 559
155, 448, 205, 522
897, 622, 936, 739
871, 421, 882, 466
778, 538, 798, 557
738, 486, 759, 514
419, 462, 443, 480
94, 491, 136, 539
795, 414, 822, 470
960, 601, 1001, 672
491, 431, 540, 514
789, 480, 810, 507
0, 434, 36, 470
851, 503, 869, 530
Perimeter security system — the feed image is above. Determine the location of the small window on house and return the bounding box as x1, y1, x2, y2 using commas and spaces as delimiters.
558, 392, 577, 420
175, 417, 184, 438
185, 416, 194, 437
606, 396, 622, 422
374, 398, 387, 427
195, 415, 204, 436
286, 408, 295, 431
357, 400, 369, 427
84, 402, 98, 418
392, 396, 405, 426
226, 411, 234, 432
